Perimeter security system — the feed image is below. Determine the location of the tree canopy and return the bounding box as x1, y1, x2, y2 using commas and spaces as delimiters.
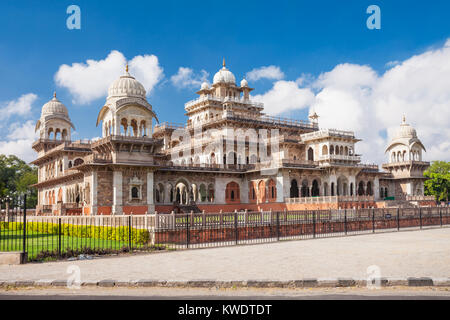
424, 161, 449, 203
0, 154, 38, 208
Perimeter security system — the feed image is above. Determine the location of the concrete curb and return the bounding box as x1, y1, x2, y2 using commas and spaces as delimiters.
0, 278, 449, 289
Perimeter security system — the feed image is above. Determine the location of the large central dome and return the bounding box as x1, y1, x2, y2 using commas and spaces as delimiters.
107, 66, 146, 99
213, 60, 236, 85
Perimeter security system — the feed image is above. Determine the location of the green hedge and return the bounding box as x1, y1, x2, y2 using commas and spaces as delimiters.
0, 221, 150, 245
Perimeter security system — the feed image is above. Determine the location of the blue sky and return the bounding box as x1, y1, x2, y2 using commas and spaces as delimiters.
0, 0, 449, 162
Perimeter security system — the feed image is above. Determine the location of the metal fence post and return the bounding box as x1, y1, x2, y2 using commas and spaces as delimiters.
397, 207, 400, 231
58, 217, 62, 258
372, 208, 375, 233
234, 211, 238, 245
419, 207, 422, 229
344, 209, 347, 235
276, 211, 280, 241
440, 207, 443, 227
128, 215, 132, 251
313, 211, 316, 238
22, 194, 27, 263
186, 214, 190, 249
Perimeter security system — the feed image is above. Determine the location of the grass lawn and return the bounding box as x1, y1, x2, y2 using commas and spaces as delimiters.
0, 229, 139, 260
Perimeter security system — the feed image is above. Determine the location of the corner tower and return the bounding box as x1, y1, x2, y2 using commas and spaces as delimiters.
382, 116, 429, 198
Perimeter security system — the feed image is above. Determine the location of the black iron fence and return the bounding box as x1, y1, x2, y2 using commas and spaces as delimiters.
0, 206, 449, 262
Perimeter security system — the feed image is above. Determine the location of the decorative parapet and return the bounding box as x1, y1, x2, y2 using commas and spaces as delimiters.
406, 195, 435, 201
286, 196, 375, 204
301, 128, 356, 141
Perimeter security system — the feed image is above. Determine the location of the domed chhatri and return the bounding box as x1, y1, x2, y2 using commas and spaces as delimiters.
393, 115, 418, 140
213, 59, 236, 85
240, 78, 248, 87
107, 64, 146, 99
35, 92, 75, 141
385, 115, 426, 163
200, 81, 209, 90
41, 92, 70, 118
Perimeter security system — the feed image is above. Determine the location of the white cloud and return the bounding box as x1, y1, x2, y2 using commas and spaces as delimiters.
246, 65, 285, 81
252, 80, 315, 115
7, 120, 38, 141
54, 50, 164, 104
129, 54, 164, 94
0, 93, 38, 119
170, 67, 209, 89
257, 40, 450, 163
0, 120, 39, 162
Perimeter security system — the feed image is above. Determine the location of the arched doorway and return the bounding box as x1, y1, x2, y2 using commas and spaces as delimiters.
358, 181, 365, 196
301, 180, 309, 197
366, 181, 373, 196
290, 179, 299, 198
311, 180, 320, 197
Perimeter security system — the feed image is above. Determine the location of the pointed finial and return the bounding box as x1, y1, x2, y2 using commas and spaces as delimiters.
126, 63, 129, 73
223, 58, 226, 68
402, 114, 406, 124
53, 91, 57, 99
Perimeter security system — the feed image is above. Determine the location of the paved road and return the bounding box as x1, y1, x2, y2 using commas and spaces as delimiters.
1, 287, 450, 299
1, 228, 450, 282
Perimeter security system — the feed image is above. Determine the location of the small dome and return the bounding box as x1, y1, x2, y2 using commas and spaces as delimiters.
240, 78, 248, 87
393, 116, 417, 140
201, 82, 209, 90
107, 66, 146, 99
213, 60, 236, 85
41, 93, 69, 117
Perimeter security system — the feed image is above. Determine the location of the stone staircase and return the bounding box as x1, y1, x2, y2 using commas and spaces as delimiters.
175, 203, 202, 214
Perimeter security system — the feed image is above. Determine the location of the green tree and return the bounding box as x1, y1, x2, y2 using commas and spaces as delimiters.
0, 154, 38, 208
424, 161, 450, 202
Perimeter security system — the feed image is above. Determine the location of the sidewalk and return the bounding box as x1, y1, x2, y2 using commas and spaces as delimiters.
1, 228, 450, 286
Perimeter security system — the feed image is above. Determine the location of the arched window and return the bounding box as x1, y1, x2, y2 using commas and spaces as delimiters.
330, 145, 334, 155
131, 187, 139, 199
322, 145, 328, 156
268, 179, 277, 202
331, 182, 335, 196
225, 182, 240, 204
73, 158, 84, 167
208, 184, 215, 202
307, 147, 314, 161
